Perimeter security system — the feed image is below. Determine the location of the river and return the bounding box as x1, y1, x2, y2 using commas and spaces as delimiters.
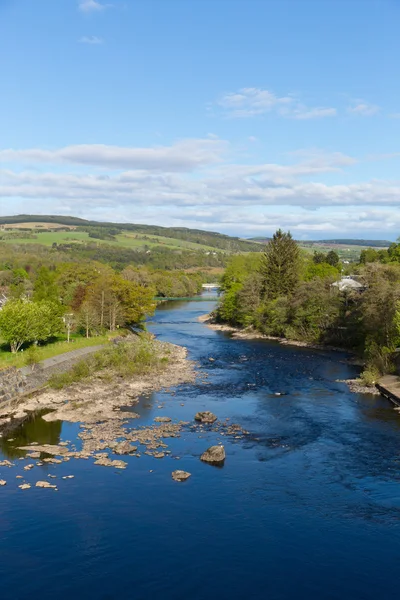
0, 297, 399, 599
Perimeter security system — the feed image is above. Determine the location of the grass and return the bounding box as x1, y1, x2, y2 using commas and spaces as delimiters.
0, 333, 113, 370
48, 335, 168, 389
0, 229, 221, 253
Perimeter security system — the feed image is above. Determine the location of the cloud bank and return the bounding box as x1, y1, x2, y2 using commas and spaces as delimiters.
1, 139, 399, 238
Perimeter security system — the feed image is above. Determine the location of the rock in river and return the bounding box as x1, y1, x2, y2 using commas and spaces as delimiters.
200, 445, 226, 464
194, 411, 217, 424
36, 481, 57, 489
114, 441, 137, 455
171, 470, 191, 482
0, 480, 6, 486
94, 458, 127, 469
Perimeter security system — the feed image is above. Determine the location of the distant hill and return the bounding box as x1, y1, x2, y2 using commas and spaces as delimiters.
0, 214, 262, 253
316, 239, 392, 248
248, 236, 392, 248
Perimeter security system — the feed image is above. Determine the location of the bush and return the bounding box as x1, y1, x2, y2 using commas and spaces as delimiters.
360, 367, 380, 387
48, 336, 167, 389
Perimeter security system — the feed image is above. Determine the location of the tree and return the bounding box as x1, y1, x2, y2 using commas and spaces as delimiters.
0, 300, 63, 352
326, 250, 340, 267
78, 302, 100, 338
260, 230, 300, 299
33, 267, 60, 303
304, 262, 339, 281
313, 251, 327, 264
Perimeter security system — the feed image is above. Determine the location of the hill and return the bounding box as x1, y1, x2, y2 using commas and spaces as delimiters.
0, 215, 262, 253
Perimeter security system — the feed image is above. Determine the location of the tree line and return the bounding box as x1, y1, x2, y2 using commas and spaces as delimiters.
216, 230, 400, 381
0, 257, 206, 353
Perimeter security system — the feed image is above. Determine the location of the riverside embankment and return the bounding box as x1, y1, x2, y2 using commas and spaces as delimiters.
1, 297, 400, 600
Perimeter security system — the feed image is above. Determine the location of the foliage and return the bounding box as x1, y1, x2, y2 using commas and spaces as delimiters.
48, 336, 167, 389
260, 230, 300, 299
0, 299, 63, 352
304, 262, 339, 281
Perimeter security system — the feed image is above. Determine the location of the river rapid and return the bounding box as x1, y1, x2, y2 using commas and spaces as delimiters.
0, 297, 399, 599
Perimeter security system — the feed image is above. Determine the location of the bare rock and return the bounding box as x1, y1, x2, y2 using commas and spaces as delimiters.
23, 464, 34, 471
18, 444, 69, 456
27, 452, 41, 459
194, 411, 217, 424
154, 452, 165, 459
94, 458, 127, 469
0, 460, 13, 467
172, 470, 191, 482
19, 483, 31, 489
36, 481, 57, 489
114, 441, 137, 455
154, 417, 172, 423
200, 445, 226, 464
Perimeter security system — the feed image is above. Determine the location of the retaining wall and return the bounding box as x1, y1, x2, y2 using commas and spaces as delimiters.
0, 367, 26, 405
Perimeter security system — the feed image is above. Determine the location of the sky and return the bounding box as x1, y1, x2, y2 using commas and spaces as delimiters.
1, 0, 400, 240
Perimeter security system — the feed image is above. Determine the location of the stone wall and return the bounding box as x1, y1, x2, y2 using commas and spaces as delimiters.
0, 367, 26, 405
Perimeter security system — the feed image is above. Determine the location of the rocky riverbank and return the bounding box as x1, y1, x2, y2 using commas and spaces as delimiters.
0, 339, 196, 431
0, 335, 250, 490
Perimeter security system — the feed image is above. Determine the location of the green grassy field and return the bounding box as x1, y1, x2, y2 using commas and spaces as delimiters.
0, 230, 221, 253
298, 242, 373, 261
0, 333, 112, 370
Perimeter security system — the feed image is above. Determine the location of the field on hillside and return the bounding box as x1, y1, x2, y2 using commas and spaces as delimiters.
297, 242, 381, 261
1, 222, 76, 230
0, 229, 222, 253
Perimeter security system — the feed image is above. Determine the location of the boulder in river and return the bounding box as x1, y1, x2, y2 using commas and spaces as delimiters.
194, 411, 217, 424
36, 481, 57, 489
114, 441, 136, 455
0, 480, 6, 486
200, 445, 226, 464
94, 458, 127, 469
154, 417, 172, 423
172, 470, 191, 482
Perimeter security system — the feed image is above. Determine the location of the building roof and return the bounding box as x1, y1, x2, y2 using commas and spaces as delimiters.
331, 276, 363, 292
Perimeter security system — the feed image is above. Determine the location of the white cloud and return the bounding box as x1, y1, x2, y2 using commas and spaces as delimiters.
281, 105, 337, 120
217, 87, 291, 117
216, 87, 337, 120
79, 36, 104, 44
1, 141, 399, 237
78, 0, 107, 12
347, 100, 380, 116
0, 138, 228, 172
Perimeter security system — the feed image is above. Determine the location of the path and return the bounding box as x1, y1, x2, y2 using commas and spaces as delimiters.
20, 344, 104, 376
376, 375, 400, 407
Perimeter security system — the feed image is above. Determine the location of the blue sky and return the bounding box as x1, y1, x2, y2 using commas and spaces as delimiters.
1, 0, 400, 239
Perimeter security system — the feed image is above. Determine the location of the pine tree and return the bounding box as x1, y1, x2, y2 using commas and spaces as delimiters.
260, 229, 300, 299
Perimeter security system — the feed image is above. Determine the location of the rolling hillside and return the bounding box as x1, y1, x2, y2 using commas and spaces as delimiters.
0, 215, 262, 253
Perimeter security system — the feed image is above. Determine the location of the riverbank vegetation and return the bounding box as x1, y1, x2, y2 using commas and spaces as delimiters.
0, 243, 210, 363
48, 335, 168, 389
216, 230, 400, 380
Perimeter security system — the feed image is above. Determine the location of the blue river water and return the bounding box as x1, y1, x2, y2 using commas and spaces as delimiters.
0, 297, 399, 600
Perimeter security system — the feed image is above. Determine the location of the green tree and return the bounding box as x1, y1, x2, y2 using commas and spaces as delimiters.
260, 229, 300, 299
325, 250, 340, 267
304, 262, 339, 281
0, 300, 62, 352
33, 266, 60, 303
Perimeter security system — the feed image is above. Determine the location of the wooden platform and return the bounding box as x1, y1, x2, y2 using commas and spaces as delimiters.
376, 375, 400, 407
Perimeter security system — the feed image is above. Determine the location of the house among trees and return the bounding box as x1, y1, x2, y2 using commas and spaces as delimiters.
331, 276, 364, 292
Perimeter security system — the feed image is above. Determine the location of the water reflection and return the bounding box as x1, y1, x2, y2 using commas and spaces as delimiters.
0, 410, 62, 458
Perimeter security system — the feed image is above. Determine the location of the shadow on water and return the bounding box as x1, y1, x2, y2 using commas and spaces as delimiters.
0, 410, 62, 459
